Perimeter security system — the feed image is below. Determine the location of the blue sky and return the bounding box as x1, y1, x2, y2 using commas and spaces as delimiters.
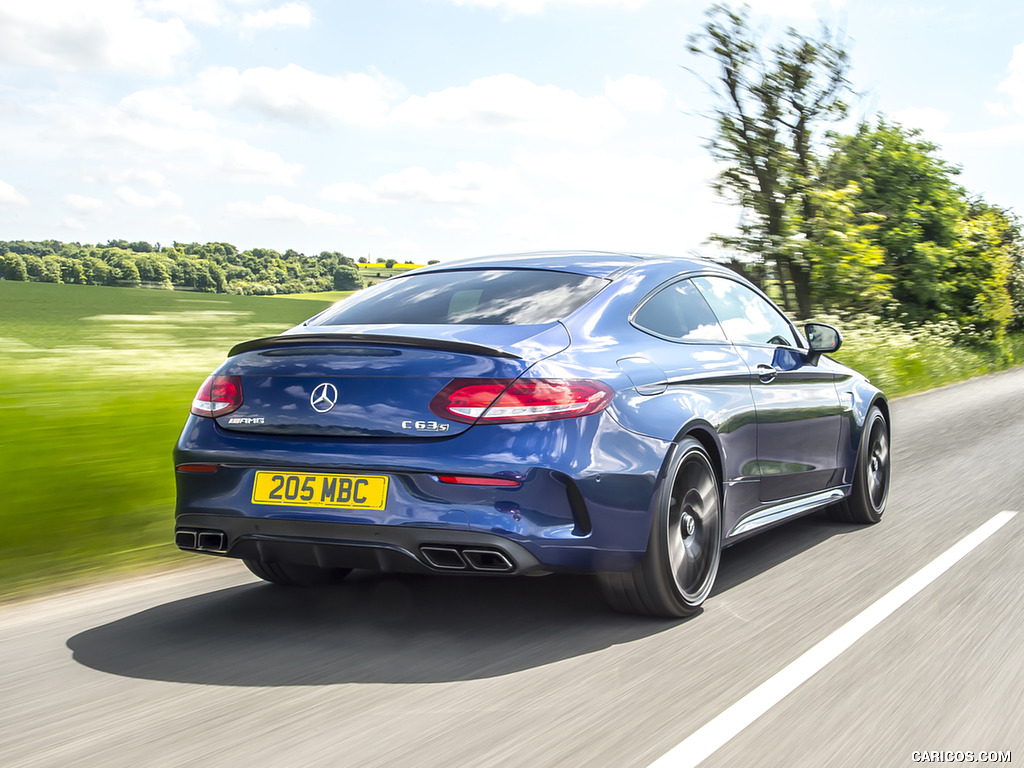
2, 0, 1024, 262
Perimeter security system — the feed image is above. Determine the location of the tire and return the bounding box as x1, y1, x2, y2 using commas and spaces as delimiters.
599, 438, 722, 618
243, 559, 352, 587
834, 405, 890, 524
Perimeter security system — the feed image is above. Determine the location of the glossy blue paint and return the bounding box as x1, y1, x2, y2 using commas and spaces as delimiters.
173, 250, 886, 576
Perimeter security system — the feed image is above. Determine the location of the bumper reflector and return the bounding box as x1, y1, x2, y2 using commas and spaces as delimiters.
176, 463, 220, 473
436, 474, 521, 487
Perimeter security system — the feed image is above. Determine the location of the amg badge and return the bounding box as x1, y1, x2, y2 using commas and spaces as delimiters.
401, 420, 451, 432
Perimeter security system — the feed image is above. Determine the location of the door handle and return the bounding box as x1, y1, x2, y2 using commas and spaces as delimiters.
756, 364, 778, 383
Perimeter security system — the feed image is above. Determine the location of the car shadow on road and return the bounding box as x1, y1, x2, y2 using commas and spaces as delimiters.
67, 513, 861, 687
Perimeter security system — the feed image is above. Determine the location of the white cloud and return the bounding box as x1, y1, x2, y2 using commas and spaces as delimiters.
323, 162, 526, 206
198, 65, 397, 126
890, 107, 952, 136
507, 149, 737, 252
142, 0, 228, 25
743, 0, 847, 19
998, 42, 1024, 117
61, 93, 303, 186
391, 74, 625, 143
111, 168, 168, 187
209, 138, 303, 185
195, 67, 640, 142
986, 101, 1010, 118
374, 163, 525, 205
64, 194, 106, 213
382, 239, 421, 254
0, 0, 194, 76
224, 195, 353, 227
939, 124, 1024, 149
61, 217, 85, 230
322, 182, 380, 204
605, 75, 667, 113
446, 0, 648, 14
120, 90, 219, 132
425, 216, 481, 235
167, 213, 201, 231
0, 179, 29, 205
115, 186, 183, 208
240, 1, 312, 32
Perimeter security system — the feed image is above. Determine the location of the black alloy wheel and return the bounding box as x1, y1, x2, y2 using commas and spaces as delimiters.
599, 437, 722, 618
835, 405, 890, 524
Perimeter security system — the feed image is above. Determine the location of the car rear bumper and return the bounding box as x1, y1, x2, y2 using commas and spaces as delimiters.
175, 514, 551, 575
174, 414, 672, 573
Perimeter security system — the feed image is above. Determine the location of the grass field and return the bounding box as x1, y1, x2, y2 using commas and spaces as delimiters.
1, 279, 1021, 598
265, 289, 355, 302
0, 281, 333, 596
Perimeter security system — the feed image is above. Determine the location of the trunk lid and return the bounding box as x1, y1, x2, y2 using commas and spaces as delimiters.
213, 323, 569, 438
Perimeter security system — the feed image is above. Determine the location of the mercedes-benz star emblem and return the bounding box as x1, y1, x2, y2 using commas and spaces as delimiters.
310, 382, 338, 413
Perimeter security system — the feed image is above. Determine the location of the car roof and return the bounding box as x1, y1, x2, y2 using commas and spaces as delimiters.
410, 250, 719, 280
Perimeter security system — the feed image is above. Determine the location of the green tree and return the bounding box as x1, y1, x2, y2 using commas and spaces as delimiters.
820, 120, 967, 324
951, 200, 1015, 340
117, 257, 142, 287
333, 264, 362, 291
60, 258, 87, 285
689, 3, 850, 317
21, 254, 43, 280
3, 254, 28, 281
1007, 215, 1024, 332
804, 182, 893, 314
208, 261, 228, 293
83, 257, 114, 286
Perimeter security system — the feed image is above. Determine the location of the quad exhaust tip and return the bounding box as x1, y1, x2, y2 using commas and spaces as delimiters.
420, 545, 514, 573
420, 546, 467, 570
462, 549, 514, 572
176, 528, 227, 552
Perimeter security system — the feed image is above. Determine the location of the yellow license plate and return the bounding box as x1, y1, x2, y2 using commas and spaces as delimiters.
252, 471, 388, 510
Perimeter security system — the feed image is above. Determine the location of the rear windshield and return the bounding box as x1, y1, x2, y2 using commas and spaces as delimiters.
311, 269, 608, 326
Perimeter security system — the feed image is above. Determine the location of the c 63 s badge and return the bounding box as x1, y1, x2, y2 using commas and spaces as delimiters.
402, 420, 450, 432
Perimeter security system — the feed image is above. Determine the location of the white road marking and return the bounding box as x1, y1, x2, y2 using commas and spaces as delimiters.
649, 510, 1018, 768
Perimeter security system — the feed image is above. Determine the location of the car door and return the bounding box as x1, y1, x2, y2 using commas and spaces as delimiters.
626, 278, 761, 522
692, 275, 843, 502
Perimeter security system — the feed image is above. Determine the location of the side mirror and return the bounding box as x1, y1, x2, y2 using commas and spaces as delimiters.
803, 322, 842, 365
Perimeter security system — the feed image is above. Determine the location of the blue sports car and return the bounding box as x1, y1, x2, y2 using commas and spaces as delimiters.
173, 251, 890, 617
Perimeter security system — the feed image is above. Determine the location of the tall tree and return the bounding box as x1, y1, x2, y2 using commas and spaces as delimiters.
803, 182, 893, 314
689, 3, 850, 317
820, 120, 966, 324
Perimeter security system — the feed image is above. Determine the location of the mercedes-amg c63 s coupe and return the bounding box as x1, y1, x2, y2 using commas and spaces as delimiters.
173, 251, 890, 617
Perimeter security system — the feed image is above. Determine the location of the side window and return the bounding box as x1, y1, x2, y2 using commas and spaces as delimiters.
632, 280, 727, 342
692, 276, 798, 347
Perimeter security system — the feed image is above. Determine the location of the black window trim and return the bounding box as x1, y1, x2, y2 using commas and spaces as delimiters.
630, 271, 806, 350
692, 273, 806, 350
628, 274, 729, 345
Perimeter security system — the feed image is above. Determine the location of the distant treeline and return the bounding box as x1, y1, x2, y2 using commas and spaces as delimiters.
0, 239, 364, 295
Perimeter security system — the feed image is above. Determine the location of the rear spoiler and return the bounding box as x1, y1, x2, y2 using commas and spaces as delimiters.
228, 333, 523, 360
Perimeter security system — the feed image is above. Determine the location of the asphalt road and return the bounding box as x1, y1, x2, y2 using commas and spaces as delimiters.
2, 367, 1022, 768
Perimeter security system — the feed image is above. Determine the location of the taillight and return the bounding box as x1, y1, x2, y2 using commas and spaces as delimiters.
191, 374, 243, 418
430, 378, 614, 424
